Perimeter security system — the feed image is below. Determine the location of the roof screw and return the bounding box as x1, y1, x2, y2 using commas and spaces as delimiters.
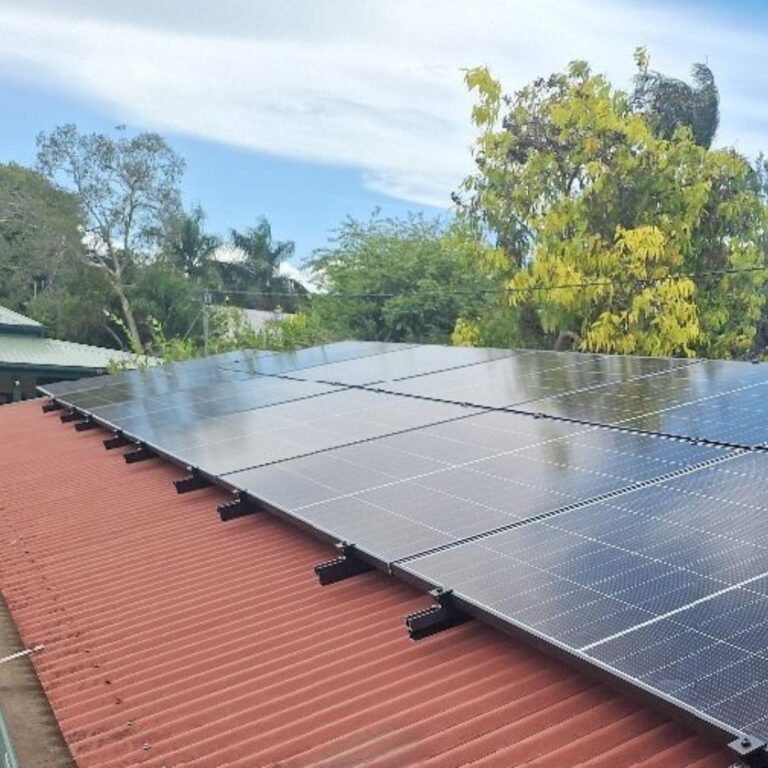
742, 738, 752, 748
142, 742, 152, 751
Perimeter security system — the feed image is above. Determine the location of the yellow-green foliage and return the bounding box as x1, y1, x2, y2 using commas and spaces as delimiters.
460, 56, 767, 357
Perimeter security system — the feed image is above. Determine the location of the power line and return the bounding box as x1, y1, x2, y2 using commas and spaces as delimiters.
204, 265, 768, 300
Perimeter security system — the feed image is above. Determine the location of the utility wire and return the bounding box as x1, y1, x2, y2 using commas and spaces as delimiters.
204, 265, 768, 300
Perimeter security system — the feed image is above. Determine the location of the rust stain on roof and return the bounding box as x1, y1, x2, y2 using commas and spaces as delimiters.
0, 401, 732, 767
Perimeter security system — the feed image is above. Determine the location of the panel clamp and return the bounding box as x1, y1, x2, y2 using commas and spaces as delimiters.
74, 417, 98, 432
174, 468, 213, 494
315, 543, 373, 585
41, 400, 62, 413
124, 443, 156, 464
218, 492, 259, 521
59, 408, 80, 423
729, 735, 768, 768
104, 432, 131, 450
405, 588, 470, 641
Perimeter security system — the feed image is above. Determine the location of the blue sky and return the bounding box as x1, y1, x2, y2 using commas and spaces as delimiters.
1, 76, 431, 263
1, 1, 767, 264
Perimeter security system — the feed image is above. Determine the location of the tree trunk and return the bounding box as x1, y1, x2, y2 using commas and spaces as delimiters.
113, 280, 144, 354
107, 246, 144, 354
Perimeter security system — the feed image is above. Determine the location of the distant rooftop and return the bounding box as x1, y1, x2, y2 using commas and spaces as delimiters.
0, 334, 138, 372
0, 305, 44, 334
0, 303, 144, 373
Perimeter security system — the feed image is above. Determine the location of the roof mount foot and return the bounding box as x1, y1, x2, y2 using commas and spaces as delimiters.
124, 444, 155, 464
315, 543, 372, 585
104, 432, 131, 450
405, 588, 470, 641
174, 469, 212, 494
729, 736, 768, 767
74, 418, 98, 432
218, 492, 258, 521
60, 409, 80, 423
42, 400, 62, 413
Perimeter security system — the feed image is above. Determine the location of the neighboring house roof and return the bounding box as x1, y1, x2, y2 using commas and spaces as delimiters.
0, 334, 136, 373
0, 401, 732, 768
0, 304, 143, 373
0, 305, 44, 334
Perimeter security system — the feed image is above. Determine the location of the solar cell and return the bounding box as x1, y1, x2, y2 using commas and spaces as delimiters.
397, 449, 768, 743
228, 410, 726, 564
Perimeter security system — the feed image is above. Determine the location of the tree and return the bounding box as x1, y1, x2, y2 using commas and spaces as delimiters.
456, 56, 767, 357
631, 48, 719, 149
0, 163, 84, 310
214, 218, 307, 311
37, 124, 185, 352
161, 205, 220, 279
307, 213, 497, 344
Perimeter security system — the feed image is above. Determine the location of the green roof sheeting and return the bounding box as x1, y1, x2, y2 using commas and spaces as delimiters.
0, 334, 139, 372
0, 305, 44, 333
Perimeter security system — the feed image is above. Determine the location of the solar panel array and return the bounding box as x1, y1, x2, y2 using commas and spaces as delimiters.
38, 343, 768, 753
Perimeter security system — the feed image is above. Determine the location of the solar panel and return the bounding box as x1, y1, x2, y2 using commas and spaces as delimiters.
279, 345, 515, 386
380, 351, 698, 409
396, 450, 768, 743
39, 341, 411, 402
38, 341, 768, 750
38, 347, 274, 399
148, 389, 481, 476
89, 377, 342, 436
517, 359, 768, 447
226, 410, 727, 565
221, 340, 415, 377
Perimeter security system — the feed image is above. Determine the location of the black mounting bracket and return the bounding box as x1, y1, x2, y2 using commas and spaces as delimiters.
218, 492, 258, 521
124, 444, 155, 464
405, 588, 470, 641
174, 469, 212, 494
59, 409, 80, 423
104, 432, 131, 450
41, 400, 62, 413
730, 736, 768, 768
315, 543, 373, 585
74, 418, 98, 432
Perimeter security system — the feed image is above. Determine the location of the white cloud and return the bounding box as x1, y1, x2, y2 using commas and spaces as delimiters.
0, 1, 766, 207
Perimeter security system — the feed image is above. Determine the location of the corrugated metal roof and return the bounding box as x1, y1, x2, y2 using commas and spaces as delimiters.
0, 402, 733, 768
0, 305, 43, 331
0, 334, 138, 371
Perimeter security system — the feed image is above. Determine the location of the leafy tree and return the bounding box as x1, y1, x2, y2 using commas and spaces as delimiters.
457, 56, 767, 357
0, 163, 84, 309
0, 163, 119, 345
132, 262, 203, 341
214, 218, 307, 311
37, 124, 185, 351
307, 213, 498, 344
631, 48, 719, 149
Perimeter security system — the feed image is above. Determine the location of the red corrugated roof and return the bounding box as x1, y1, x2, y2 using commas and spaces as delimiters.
0, 401, 733, 767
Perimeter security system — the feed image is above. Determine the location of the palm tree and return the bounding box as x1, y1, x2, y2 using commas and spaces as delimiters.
632, 57, 720, 149
217, 218, 307, 311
